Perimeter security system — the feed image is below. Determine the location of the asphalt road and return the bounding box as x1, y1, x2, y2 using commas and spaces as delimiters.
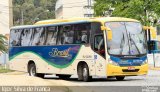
0, 70, 160, 92
1, 70, 160, 86
44, 70, 160, 86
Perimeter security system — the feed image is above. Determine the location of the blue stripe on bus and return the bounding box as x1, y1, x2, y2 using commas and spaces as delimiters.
9, 45, 81, 68
110, 56, 147, 66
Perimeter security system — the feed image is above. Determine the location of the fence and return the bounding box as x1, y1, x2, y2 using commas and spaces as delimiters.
0, 53, 9, 69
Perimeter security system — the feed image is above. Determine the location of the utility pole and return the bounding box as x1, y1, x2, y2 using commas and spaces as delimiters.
89, 0, 92, 17
89, 0, 92, 7
87, 0, 89, 6
86, 0, 92, 17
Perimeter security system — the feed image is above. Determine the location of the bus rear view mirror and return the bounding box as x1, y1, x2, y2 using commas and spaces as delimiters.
101, 26, 106, 31
143, 26, 149, 31
101, 26, 112, 40
143, 26, 156, 39
150, 27, 156, 39
107, 30, 112, 40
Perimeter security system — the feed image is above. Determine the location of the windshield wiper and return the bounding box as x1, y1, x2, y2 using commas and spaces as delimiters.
128, 33, 141, 55
123, 23, 131, 55
120, 33, 125, 55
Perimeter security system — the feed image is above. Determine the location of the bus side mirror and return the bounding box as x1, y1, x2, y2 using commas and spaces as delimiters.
150, 27, 156, 39
143, 26, 156, 39
107, 30, 112, 41
143, 26, 149, 31
101, 26, 112, 40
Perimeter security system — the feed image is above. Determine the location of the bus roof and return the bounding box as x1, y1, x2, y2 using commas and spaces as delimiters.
35, 17, 140, 25
10, 20, 90, 30
11, 25, 34, 29
11, 17, 140, 30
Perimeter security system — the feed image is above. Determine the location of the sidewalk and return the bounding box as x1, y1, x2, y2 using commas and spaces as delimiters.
149, 66, 160, 70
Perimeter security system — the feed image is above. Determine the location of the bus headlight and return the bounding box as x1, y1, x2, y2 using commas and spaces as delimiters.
108, 59, 119, 66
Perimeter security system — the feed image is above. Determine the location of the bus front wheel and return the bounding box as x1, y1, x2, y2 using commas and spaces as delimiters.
115, 76, 125, 81
82, 64, 92, 82
78, 63, 92, 82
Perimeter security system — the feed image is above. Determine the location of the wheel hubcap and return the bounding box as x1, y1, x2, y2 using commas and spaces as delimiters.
30, 67, 36, 76
83, 68, 87, 78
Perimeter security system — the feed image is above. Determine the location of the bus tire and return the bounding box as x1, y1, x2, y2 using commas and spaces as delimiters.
116, 76, 125, 81
82, 64, 91, 82
77, 64, 83, 81
28, 63, 37, 77
57, 74, 71, 79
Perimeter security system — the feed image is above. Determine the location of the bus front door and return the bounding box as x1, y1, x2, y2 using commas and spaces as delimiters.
94, 35, 106, 77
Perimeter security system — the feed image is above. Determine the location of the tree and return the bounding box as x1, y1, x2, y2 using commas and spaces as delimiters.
13, 0, 57, 25
0, 34, 7, 53
94, 0, 160, 26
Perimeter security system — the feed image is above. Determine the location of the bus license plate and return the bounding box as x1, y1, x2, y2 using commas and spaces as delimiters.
128, 66, 135, 70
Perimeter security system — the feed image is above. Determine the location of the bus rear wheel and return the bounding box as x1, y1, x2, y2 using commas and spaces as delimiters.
28, 63, 37, 77
28, 63, 45, 78
115, 76, 125, 81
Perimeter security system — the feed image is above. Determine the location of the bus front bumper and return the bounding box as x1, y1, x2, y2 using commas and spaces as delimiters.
107, 63, 148, 76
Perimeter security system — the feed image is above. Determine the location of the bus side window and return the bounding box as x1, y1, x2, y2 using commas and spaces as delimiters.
10, 29, 22, 46
90, 22, 102, 50
57, 25, 74, 45
64, 25, 74, 44
39, 28, 46, 46
74, 23, 91, 44
30, 27, 45, 46
21, 28, 33, 46
10, 30, 16, 46
57, 26, 63, 45
94, 35, 105, 57
46, 26, 58, 45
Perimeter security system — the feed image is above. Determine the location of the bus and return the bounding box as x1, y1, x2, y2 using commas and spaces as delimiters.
9, 17, 148, 82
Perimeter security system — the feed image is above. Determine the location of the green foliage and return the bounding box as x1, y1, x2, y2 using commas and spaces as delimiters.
0, 66, 14, 73
13, 0, 57, 25
94, 0, 160, 26
13, 0, 25, 5
0, 34, 8, 53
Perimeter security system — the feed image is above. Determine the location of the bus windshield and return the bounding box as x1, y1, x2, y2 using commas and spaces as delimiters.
105, 22, 147, 56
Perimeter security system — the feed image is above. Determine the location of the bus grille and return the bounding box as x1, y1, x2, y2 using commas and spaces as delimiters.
122, 69, 139, 72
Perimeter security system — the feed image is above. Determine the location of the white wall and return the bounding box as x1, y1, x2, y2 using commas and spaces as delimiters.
0, 0, 12, 35
0, 0, 12, 65
55, 0, 94, 19
63, 0, 87, 18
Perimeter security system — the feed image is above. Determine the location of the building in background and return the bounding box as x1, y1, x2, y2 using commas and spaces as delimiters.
55, 0, 94, 19
0, 0, 12, 65
0, 0, 13, 35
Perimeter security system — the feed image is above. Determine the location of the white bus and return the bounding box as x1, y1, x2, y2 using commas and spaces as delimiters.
9, 17, 148, 81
